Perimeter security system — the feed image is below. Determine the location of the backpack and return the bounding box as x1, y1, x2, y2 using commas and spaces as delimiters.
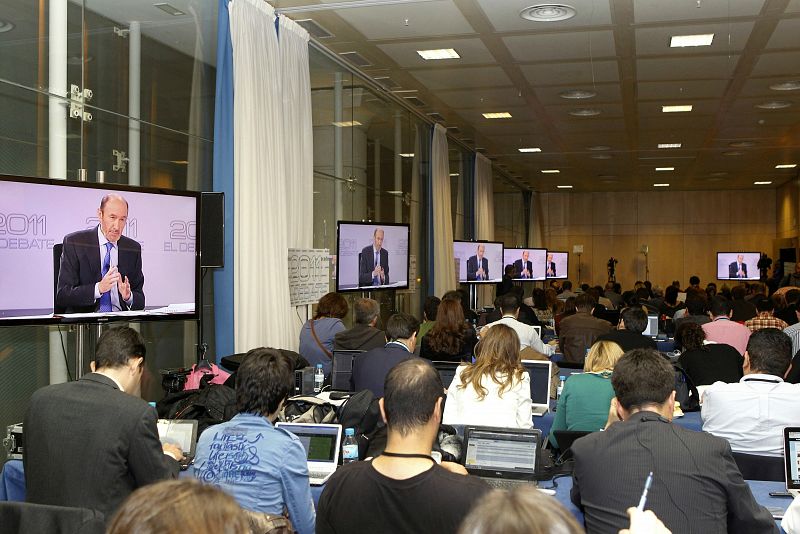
280, 395, 338, 424
673, 363, 700, 412
156, 384, 237, 435
335, 390, 384, 460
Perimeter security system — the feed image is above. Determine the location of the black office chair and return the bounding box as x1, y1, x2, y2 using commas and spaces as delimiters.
731, 452, 785, 482
0, 501, 104, 534
432, 361, 460, 389
552, 430, 594, 461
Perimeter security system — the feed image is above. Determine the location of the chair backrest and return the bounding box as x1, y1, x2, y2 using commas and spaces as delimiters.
53, 243, 65, 314
553, 430, 593, 453
731, 451, 785, 482
0, 501, 104, 534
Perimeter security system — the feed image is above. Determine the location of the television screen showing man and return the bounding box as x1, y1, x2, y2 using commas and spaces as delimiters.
335, 222, 409, 292
56, 193, 145, 313
358, 228, 389, 287
453, 241, 503, 283
716, 252, 760, 281
546, 252, 556, 278
545, 251, 568, 280
503, 248, 546, 281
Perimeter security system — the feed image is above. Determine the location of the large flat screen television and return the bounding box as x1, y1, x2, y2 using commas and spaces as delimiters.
0, 175, 200, 325
717, 252, 760, 281
503, 248, 546, 281
545, 251, 568, 279
454, 240, 504, 283
336, 221, 410, 292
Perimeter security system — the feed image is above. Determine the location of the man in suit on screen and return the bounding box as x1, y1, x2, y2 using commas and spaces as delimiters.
512, 250, 533, 279
466, 244, 489, 281
56, 193, 145, 313
358, 227, 389, 287
546, 252, 557, 278
729, 254, 748, 279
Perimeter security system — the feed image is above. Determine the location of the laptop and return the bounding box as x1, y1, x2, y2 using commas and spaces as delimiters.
521, 360, 552, 416
462, 426, 543, 489
331, 350, 362, 392
157, 419, 198, 470
275, 422, 342, 485
643, 314, 659, 338
784, 427, 800, 498
532, 325, 542, 339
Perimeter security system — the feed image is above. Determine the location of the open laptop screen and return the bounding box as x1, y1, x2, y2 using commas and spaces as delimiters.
785, 428, 800, 489
522, 360, 551, 405
464, 428, 538, 474
331, 350, 361, 391
643, 315, 659, 337
157, 419, 198, 458
276, 423, 340, 464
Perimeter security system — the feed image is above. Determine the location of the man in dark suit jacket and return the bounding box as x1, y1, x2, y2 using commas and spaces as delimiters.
351, 313, 419, 397
546, 253, 557, 278
24, 326, 181, 521
596, 306, 657, 352
334, 298, 386, 352
56, 194, 145, 313
571, 348, 774, 534
729, 254, 748, 279
512, 250, 533, 279
559, 293, 613, 364
466, 244, 489, 281
358, 227, 389, 287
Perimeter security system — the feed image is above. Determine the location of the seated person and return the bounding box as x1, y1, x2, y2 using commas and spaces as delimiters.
298, 292, 348, 375
482, 293, 553, 356
702, 296, 751, 355
443, 324, 533, 429
745, 297, 789, 332
673, 292, 710, 332
558, 293, 613, 364
548, 341, 624, 449
420, 298, 477, 362
417, 295, 440, 342
571, 348, 774, 533
334, 297, 385, 352
675, 322, 743, 386
509, 285, 541, 327
531, 288, 554, 325
730, 285, 757, 322
352, 313, 419, 397
596, 306, 658, 352
192, 348, 315, 534
659, 285, 685, 318
317, 359, 489, 534
701, 328, 800, 457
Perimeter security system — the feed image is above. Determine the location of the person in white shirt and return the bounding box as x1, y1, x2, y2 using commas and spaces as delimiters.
481, 293, 554, 356
443, 324, 533, 429
784, 495, 800, 534
701, 328, 800, 457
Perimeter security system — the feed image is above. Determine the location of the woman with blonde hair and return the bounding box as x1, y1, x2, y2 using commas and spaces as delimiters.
548, 340, 624, 448
443, 324, 533, 428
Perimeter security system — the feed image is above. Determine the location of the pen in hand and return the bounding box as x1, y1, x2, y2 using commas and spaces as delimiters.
636, 472, 654, 512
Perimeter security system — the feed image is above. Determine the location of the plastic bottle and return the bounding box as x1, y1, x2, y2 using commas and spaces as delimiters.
557, 375, 566, 400
342, 428, 359, 463
313, 364, 324, 393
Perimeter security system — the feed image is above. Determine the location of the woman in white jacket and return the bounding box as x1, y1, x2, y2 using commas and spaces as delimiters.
443, 324, 533, 428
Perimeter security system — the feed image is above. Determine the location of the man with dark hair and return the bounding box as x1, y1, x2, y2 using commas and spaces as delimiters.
558, 280, 577, 301
482, 292, 553, 355
703, 296, 751, 355
25, 326, 180, 520
673, 293, 710, 331
358, 227, 389, 287
730, 284, 757, 322
334, 297, 385, 351
351, 312, 420, 397
558, 293, 613, 364
317, 359, 488, 533
192, 348, 314, 534
571, 349, 774, 534
417, 295, 441, 342
745, 297, 789, 331
702, 328, 800, 457
688, 275, 700, 289
604, 281, 623, 310
596, 306, 657, 352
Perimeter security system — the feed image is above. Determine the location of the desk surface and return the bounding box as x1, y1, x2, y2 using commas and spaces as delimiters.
535, 409, 702, 439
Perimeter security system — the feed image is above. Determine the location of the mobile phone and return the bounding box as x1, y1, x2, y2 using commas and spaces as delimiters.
768, 491, 793, 497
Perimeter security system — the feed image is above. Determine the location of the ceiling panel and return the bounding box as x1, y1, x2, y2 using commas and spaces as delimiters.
637, 55, 741, 81
555, 117, 626, 133
637, 79, 730, 100
375, 38, 495, 67
635, 22, 754, 56
503, 30, 616, 62
434, 87, 524, 109
638, 114, 716, 131
331, 0, 475, 40
632, 0, 765, 24
765, 17, 800, 49
408, 65, 512, 90
751, 51, 800, 76
520, 60, 620, 86
475, 0, 612, 33
788, 0, 800, 13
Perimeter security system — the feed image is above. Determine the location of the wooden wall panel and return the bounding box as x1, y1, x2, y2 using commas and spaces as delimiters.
777, 180, 799, 239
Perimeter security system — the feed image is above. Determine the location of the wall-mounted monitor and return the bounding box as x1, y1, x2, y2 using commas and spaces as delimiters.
454, 240, 504, 283
503, 248, 546, 281
545, 251, 568, 280
717, 252, 760, 281
0, 175, 199, 325
336, 221, 410, 292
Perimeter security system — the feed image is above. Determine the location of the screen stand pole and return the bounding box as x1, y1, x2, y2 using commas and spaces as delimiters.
74, 324, 96, 380
577, 252, 582, 285
469, 284, 478, 311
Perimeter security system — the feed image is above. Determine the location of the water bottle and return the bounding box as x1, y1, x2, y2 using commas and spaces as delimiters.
342, 428, 359, 463
557, 375, 566, 400
313, 364, 324, 393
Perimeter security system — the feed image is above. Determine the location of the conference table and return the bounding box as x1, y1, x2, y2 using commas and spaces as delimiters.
535, 410, 702, 439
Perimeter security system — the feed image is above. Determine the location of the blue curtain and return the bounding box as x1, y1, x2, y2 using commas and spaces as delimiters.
212, 0, 235, 360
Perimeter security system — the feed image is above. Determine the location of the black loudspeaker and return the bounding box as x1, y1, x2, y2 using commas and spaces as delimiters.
295, 367, 315, 395
200, 192, 225, 268
780, 247, 797, 263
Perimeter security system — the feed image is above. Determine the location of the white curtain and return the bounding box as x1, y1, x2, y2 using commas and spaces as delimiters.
431, 124, 457, 297
474, 153, 494, 307
528, 191, 544, 248
229, 0, 293, 352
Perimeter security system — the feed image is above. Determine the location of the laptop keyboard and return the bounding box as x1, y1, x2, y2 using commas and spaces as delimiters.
483, 478, 536, 490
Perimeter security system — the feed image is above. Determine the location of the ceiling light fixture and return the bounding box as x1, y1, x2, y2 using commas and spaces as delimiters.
662, 105, 693, 113
588, 145, 611, 151
723, 151, 743, 156
557, 185, 573, 189
483, 112, 512, 119
153, 3, 186, 16
655, 167, 674, 171
541, 169, 560, 174
520, 4, 577, 22
770, 81, 800, 91
569, 108, 601, 117
728, 141, 756, 148
0, 20, 15, 33
754, 181, 772, 185
559, 89, 596, 100
332, 120, 362, 127
449, 173, 460, 177
776, 164, 797, 169
591, 154, 612, 159
399, 153, 415, 158
417, 48, 460, 60
756, 101, 792, 110
386, 190, 403, 195
519, 147, 542, 153
654, 183, 670, 187
658, 143, 682, 149
669, 33, 714, 47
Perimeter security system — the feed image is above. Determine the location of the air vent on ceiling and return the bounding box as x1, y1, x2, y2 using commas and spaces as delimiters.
373, 76, 400, 89
404, 96, 426, 107
460, 138, 473, 144
295, 19, 334, 39
447, 126, 461, 134
339, 51, 372, 67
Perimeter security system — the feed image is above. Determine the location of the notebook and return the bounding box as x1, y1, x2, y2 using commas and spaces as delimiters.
521, 360, 552, 416
462, 426, 542, 488
275, 422, 343, 485
157, 419, 198, 470
331, 350, 362, 392
784, 427, 800, 498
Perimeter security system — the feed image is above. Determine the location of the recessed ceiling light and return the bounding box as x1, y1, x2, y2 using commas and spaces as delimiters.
776, 164, 797, 169
588, 145, 611, 151
655, 167, 674, 171
728, 141, 756, 148
569, 108, 601, 117
0, 20, 15, 33
670, 33, 714, 47
591, 154, 612, 160
662, 105, 693, 113
483, 112, 512, 119
770, 81, 800, 91
386, 190, 404, 195
449, 173, 460, 177
723, 151, 743, 156
392, 89, 419, 94
710, 171, 728, 177
518, 147, 542, 153
658, 143, 682, 149
756, 101, 792, 110
541, 169, 560, 174
557, 185, 573, 189
417, 48, 460, 60
754, 181, 772, 185
559, 89, 596, 100
332, 120, 362, 127
654, 183, 670, 187
153, 3, 186, 16
399, 153, 415, 158
520, 4, 577, 22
